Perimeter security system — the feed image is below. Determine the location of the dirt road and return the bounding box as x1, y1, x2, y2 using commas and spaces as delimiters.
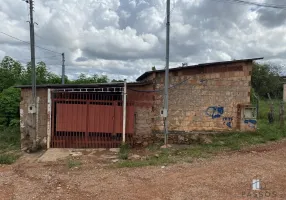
1, 141, 286, 200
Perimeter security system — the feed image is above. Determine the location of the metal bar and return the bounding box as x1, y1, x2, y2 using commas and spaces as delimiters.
85, 95, 89, 146
122, 79, 127, 143
51, 97, 55, 147
47, 89, 51, 148
52, 87, 123, 93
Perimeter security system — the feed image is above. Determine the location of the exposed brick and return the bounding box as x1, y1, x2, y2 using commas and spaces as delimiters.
20, 88, 48, 151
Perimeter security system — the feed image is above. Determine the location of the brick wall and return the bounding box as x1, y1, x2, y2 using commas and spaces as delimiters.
20, 88, 48, 151
150, 61, 253, 133
127, 85, 154, 143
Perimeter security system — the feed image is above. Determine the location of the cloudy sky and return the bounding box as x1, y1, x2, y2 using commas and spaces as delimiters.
0, 0, 286, 81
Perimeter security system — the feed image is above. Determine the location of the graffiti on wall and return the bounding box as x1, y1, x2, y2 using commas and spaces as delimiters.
223, 117, 233, 128
205, 106, 224, 119
244, 119, 257, 129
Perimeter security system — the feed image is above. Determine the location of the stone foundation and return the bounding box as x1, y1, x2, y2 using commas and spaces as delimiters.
133, 131, 225, 147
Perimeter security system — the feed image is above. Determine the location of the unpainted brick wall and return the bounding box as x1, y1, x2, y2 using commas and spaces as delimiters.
20, 88, 48, 151
150, 62, 253, 133
127, 85, 154, 139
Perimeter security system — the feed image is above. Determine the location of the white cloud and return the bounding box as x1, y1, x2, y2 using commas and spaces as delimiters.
1, 0, 286, 81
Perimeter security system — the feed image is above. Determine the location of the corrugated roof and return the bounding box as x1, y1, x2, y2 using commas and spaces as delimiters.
15, 81, 150, 89
136, 57, 263, 81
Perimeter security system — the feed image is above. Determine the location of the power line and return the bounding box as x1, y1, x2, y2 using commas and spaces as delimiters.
8, 54, 61, 63
36, 55, 62, 59
211, 0, 286, 9
35, 33, 46, 40
0, 32, 62, 55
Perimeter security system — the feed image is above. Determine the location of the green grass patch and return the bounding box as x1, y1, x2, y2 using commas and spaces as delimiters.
67, 159, 82, 169
0, 126, 20, 152
0, 126, 21, 164
118, 143, 130, 160
257, 100, 281, 120
117, 149, 175, 168
0, 153, 20, 164
147, 143, 162, 152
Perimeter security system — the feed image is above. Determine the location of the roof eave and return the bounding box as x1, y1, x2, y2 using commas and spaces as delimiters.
136, 57, 264, 81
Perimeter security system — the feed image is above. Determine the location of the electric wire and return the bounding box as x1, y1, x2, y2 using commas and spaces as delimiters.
0, 32, 62, 55
211, 0, 286, 9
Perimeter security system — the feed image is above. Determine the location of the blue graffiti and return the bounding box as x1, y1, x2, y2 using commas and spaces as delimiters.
244, 119, 257, 129
244, 119, 257, 125
223, 117, 233, 128
206, 106, 224, 119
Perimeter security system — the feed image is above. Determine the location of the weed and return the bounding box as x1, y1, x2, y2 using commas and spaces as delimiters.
0, 127, 21, 164
118, 143, 130, 160
67, 159, 82, 169
147, 143, 162, 151
0, 126, 20, 151
0, 153, 19, 164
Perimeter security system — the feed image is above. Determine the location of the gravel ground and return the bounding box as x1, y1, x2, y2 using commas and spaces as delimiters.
1, 141, 286, 200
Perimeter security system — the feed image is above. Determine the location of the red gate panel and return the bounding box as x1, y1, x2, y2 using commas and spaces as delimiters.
51, 92, 134, 148
114, 105, 135, 134
56, 103, 87, 132
88, 104, 115, 133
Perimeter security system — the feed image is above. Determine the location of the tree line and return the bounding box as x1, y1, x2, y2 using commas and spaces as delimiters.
0, 56, 122, 127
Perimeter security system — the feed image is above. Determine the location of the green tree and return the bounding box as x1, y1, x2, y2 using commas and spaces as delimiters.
0, 56, 23, 92
72, 73, 109, 84
21, 61, 63, 85
0, 87, 21, 126
0, 56, 112, 127
152, 66, 156, 71
251, 63, 282, 98
111, 79, 124, 82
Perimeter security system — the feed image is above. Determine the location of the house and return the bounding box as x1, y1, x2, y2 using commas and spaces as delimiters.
16, 57, 262, 151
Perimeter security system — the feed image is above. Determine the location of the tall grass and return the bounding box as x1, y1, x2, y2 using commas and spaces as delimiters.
257, 99, 281, 120
0, 126, 20, 152
0, 126, 21, 164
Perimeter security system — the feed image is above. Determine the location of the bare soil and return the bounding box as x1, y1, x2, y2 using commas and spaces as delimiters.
1, 141, 286, 200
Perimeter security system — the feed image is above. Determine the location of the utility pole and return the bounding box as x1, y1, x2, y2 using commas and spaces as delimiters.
62, 53, 65, 84
163, 0, 171, 147
28, 0, 36, 102
24, 0, 37, 151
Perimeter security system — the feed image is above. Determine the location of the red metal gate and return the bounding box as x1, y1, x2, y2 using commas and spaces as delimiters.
50, 92, 134, 148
